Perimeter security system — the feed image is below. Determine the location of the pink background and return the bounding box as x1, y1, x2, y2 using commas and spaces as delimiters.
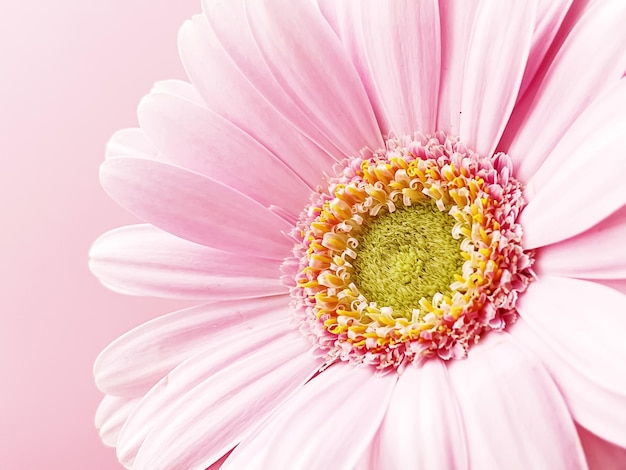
0, 1, 198, 468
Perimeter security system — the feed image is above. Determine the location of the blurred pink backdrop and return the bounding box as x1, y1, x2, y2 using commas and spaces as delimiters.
0, 1, 198, 468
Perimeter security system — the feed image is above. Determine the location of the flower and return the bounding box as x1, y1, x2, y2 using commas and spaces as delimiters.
91, 0, 626, 469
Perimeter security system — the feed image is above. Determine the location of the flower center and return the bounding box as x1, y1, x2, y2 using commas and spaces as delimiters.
353, 201, 464, 319
287, 132, 534, 369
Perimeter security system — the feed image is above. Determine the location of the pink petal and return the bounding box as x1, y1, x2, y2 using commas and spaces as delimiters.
95, 395, 139, 448
315, 0, 340, 35
94, 296, 291, 396
598, 278, 626, 296
438, 0, 573, 138
357, 0, 440, 136
149, 79, 205, 104
529, 0, 601, 78
459, 0, 537, 157
106, 128, 158, 160
447, 332, 587, 469
137, 91, 311, 216
517, 0, 574, 100
222, 363, 397, 470
89, 224, 285, 301
534, 206, 626, 280
115, 327, 296, 467
501, 0, 603, 143
511, 317, 626, 447
525, 77, 626, 200
200, 4, 348, 161
519, 121, 626, 249
131, 336, 320, 470
207, 0, 383, 157
502, 0, 626, 183
436, 0, 480, 136
178, 15, 338, 185
100, 157, 292, 259
315, 1, 393, 135
577, 425, 626, 470
516, 276, 626, 394
371, 360, 467, 470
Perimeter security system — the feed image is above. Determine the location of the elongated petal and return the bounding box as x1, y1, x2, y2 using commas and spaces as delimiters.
244, 0, 383, 153
203, 3, 347, 159
534, 207, 626, 280
371, 360, 467, 470
95, 395, 139, 448
89, 224, 284, 300
511, 318, 626, 447
138, 92, 311, 216
132, 336, 319, 470
517, 0, 574, 99
207, 0, 383, 158
100, 157, 292, 259
447, 333, 587, 469
94, 296, 290, 396
516, 276, 626, 395
316, 0, 393, 135
503, 0, 626, 182
459, 0, 537, 156
178, 15, 337, 186
520, 121, 626, 249
222, 363, 397, 470
525, 78, 626, 200
438, 0, 572, 136
436, 0, 480, 135
115, 326, 295, 467
357, 0, 440, 136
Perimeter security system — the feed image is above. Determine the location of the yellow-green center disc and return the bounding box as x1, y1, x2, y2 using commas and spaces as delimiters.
352, 201, 464, 319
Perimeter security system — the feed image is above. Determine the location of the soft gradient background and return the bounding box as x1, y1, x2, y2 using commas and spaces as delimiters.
0, 1, 198, 468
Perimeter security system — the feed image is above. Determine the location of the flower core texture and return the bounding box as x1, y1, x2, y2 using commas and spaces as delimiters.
290, 132, 534, 369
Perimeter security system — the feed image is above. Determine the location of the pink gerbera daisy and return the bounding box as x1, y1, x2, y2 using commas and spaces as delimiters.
91, 0, 626, 468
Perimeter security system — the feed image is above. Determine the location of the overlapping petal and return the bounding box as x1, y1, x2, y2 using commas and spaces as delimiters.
458, 0, 537, 156
106, 128, 158, 160
100, 157, 292, 259
129, 334, 318, 470
113, 327, 301, 467
222, 363, 397, 470
524, 78, 626, 202
516, 276, 626, 397
369, 360, 467, 470
519, 118, 626, 249
511, 318, 626, 447
94, 296, 291, 396
205, 0, 382, 158
447, 333, 587, 469
178, 15, 339, 184
502, 0, 626, 182
90, 224, 285, 300
355, 0, 441, 136
137, 91, 312, 216
534, 207, 626, 280
96, 395, 140, 448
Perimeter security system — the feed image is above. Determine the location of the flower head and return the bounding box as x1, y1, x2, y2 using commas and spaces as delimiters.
92, 1, 626, 468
